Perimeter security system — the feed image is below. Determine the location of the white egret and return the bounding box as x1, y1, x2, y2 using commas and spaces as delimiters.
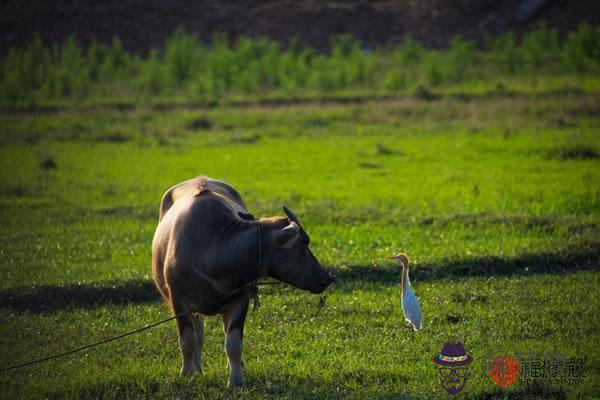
388, 253, 422, 331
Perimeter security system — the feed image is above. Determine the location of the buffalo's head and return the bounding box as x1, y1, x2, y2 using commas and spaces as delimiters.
263, 206, 334, 294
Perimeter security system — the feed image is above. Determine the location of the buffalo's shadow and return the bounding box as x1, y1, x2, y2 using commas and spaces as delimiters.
0, 279, 159, 313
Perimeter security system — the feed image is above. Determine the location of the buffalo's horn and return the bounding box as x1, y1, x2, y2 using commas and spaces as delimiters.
283, 221, 299, 232
283, 205, 303, 229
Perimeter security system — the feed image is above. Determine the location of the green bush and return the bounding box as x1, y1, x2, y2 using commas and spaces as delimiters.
399, 33, 423, 65
562, 23, 600, 72
425, 53, 443, 86
446, 35, 477, 81
0, 23, 598, 104
97, 37, 133, 81
383, 69, 407, 91
521, 21, 559, 69
485, 31, 522, 74
139, 49, 165, 95
58, 36, 90, 97
0, 34, 51, 101
165, 29, 201, 87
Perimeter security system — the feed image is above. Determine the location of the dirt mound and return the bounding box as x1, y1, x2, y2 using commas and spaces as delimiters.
1, 0, 599, 55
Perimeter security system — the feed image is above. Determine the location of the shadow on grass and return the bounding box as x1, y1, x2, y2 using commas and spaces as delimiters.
334, 241, 600, 284
1, 242, 598, 313
464, 385, 567, 399
38, 374, 425, 400
22, 374, 573, 399
0, 279, 159, 313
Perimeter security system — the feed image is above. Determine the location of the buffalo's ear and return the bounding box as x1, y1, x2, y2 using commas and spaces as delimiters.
274, 221, 300, 248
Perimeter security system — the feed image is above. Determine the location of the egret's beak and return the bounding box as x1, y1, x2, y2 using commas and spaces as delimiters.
387, 253, 410, 267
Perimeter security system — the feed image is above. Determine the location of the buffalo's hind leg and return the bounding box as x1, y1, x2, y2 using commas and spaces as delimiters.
192, 314, 204, 372
171, 296, 197, 376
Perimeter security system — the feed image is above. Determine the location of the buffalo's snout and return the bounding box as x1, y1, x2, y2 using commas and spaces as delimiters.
323, 272, 336, 287
308, 271, 335, 294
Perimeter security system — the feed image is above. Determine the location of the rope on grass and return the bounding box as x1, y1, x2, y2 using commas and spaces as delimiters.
0, 280, 290, 373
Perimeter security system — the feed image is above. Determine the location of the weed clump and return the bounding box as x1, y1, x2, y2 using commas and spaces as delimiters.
40, 157, 57, 169
413, 85, 439, 101
186, 117, 213, 131
549, 144, 599, 160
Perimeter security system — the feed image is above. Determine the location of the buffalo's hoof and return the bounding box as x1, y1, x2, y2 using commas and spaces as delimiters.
180, 364, 197, 376
194, 360, 203, 373
228, 376, 245, 388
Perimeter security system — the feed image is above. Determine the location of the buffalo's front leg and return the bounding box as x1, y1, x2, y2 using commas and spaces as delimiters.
222, 295, 249, 387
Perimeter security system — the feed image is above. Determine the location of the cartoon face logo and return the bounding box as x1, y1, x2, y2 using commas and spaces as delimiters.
433, 342, 473, 395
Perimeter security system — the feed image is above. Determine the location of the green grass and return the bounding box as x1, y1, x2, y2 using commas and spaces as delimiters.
0, 87, 599, 398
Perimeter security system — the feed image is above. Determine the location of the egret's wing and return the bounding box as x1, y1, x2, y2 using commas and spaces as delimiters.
401, 283, 422, 331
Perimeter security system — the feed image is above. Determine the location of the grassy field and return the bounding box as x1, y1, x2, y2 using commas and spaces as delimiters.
0, 85, 599, 398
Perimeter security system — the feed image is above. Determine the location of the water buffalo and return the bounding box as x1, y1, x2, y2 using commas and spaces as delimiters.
152, 176, 334, 386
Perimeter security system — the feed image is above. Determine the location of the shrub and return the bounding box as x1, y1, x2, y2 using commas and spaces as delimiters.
52, 35, 90, 98
165, 29, 201, 87
521, 21, 559, 69
400, 33, 423, 65
0, 33, 51, 101
425, 53, 443, 86
446, 35, 477, 81
485, 31, 522, 74
561, 23, 600, 72
139, 49, 165, 95
383, 69, 407, 91
90, 37, 131, 83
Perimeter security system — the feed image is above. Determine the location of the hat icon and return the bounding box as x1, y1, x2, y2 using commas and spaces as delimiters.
433, 342, 473, 367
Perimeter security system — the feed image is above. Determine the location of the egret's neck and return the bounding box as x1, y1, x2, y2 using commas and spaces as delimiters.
401, 264, 409, 296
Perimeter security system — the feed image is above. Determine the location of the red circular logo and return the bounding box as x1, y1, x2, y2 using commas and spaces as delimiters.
487, 356, 520, 387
